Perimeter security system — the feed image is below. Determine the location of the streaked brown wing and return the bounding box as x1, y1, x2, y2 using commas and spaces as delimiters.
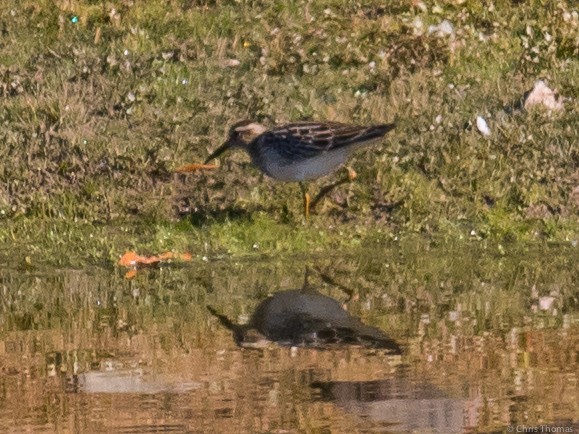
266, 122, 393, 161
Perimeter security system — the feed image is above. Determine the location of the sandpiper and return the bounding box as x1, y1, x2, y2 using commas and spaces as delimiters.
176, 120, 395, 218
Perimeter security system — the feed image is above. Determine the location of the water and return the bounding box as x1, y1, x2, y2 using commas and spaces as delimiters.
0, 242, 577, 433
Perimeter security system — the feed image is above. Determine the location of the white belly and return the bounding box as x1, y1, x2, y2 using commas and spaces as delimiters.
259, 149, 350, 181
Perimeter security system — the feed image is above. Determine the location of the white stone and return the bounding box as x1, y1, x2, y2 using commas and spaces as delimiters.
523, 80, 564, 111
476, 116, 491, 137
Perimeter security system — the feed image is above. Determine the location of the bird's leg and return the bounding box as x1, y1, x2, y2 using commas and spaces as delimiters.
302, 266, 313, 290
310, 166, 357, 211
345, 167, 357, 182
344, 167, 357, 208
299, 182, 311, 220
313, 266, 358, 305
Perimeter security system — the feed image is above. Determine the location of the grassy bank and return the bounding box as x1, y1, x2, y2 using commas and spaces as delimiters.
0, 0, 578, 266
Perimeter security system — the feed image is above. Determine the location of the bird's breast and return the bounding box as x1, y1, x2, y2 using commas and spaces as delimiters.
254, 149, 350, 181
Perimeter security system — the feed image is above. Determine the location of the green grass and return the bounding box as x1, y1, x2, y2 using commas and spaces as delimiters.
0, 0, 578, 266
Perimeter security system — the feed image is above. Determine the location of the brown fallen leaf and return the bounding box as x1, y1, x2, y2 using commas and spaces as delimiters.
124, 269, 138, 279
118, 251, 145, 267
174, 163, 219, 173
157, 251, 193, 261
118, 250, 193, 279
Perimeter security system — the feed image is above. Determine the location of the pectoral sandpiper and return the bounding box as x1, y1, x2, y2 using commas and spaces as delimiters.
176, 120, 395, 218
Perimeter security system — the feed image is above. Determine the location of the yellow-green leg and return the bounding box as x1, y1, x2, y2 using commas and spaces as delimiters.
300, 182, 311, 220
346, 167, 357, 182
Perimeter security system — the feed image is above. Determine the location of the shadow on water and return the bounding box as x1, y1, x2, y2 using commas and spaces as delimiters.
0, 242, 577, 432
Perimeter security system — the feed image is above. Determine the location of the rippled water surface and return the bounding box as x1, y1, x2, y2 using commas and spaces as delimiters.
1, 242, 577, 433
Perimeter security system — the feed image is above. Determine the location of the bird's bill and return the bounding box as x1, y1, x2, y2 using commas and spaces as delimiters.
203, 140, 231, 164
173, 140, 231, 173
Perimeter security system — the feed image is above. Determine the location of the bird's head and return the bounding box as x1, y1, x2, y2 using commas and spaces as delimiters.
204, 120, 267, 164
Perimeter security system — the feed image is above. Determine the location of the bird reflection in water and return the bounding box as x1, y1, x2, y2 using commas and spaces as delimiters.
207, 272, 401, 353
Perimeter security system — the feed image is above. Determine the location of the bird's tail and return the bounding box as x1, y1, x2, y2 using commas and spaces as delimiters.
334, 123, 395, 149
363, 123, 396, 141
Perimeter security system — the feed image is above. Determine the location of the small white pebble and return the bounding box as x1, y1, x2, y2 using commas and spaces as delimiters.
412, 17, 424, 34
438, 20, 454, 36
221, 58, 241, 68
428, 20, 455, 37
523, 80, 564, 111
539, 296, 555, 311
415, 1, 427, 12
123, 49, 129, 56
476, 116, 491, 137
